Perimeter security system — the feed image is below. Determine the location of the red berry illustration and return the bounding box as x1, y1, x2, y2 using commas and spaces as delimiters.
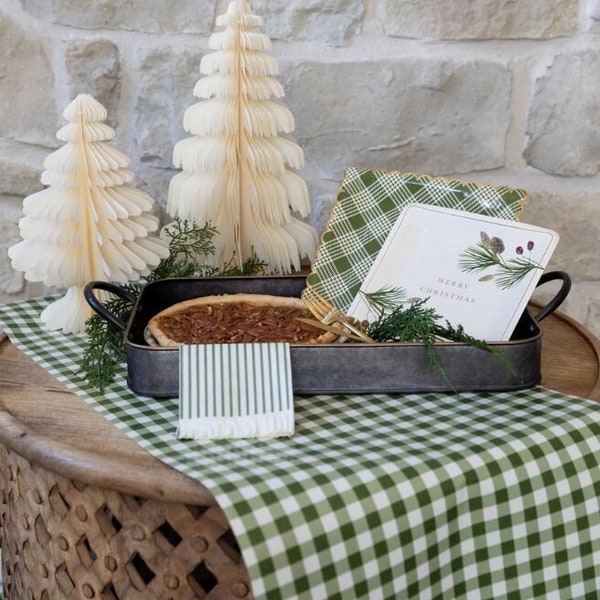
516, 246, 523, 255
527, 240, 534, 251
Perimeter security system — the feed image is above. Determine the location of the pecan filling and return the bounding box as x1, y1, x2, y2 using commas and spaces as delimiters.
153, 303, 321, 344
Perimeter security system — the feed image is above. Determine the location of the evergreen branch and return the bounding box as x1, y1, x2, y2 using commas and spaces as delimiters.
219, 253, 266, 277
365, 298, 454, 389
81, 219, 265, 390
146, 220, 218, 281
432, 321, 516, 375
80, 291, 135, 391
366, 299, 437, 343
364, 294, 514, 390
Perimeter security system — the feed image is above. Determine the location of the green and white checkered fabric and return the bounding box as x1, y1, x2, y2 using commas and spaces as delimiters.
3, 297, 600, 599
305, 168, 528, 313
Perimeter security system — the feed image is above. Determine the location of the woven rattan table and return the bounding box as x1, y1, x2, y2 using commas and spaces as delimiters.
0, 336, 251, 599
1, 304, 600, 599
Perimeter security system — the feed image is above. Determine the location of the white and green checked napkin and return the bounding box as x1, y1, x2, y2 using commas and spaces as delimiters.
3, 297, 600, 599
305, 167, 528, 313
178, 343, 294, 440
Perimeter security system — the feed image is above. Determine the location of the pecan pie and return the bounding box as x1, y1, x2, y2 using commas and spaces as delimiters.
146, 293, 339, 347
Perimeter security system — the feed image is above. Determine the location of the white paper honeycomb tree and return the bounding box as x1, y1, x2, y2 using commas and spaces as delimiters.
167, 0, 318, 274
9, 94, 169, 334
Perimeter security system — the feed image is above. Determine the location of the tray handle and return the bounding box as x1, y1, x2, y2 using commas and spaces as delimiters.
84, 281, 137, 332
533, 270, 571, 323
83, 272, 570, 332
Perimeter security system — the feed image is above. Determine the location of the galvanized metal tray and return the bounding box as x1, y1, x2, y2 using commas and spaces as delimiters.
85, 272, 570, 397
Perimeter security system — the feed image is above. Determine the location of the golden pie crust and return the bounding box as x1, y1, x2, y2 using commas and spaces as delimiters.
146, 293, 339, 347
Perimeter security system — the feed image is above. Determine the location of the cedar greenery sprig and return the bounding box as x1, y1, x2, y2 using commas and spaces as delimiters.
80, 219, 265, 391
146, 219, 219, 281
80, 283, 137, 390
363, 289, 515, 390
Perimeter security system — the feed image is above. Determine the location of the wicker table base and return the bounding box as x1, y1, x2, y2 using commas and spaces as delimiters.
0, 443, 251, 599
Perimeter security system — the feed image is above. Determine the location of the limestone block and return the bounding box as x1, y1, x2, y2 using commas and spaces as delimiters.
302, 180, 343, 235
381, 0, 579, 40
531, 280, 600, 337
248, 0, 363, 44
19, 0, 213, 33
281, 58, 511, 178
133, 46, 206, 174
137, 166, 179, 213
0, 140, 47, 196
64, 40, 121, 128
431, 170, 600, 334
590, 0, 600, 27
524, 49, 600, 177
0, 11, 56, 147
522, 189, 600, 280
0, 197, 27, 296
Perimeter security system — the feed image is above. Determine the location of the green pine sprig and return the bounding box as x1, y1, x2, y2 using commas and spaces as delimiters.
435, 319, 516, 377
364, 292, 514, 391
80, 219, 265, 391
146, 219, 219, 281
365, 298, 453, 387
80, 285, 137, 389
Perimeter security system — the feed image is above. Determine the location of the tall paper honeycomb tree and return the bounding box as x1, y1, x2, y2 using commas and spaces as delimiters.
9, 94, 169, 334
167, 0, 318, 273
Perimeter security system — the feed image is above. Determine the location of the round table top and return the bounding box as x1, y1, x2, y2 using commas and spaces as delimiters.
0, 332, 214, 506
1, 304, 599, 504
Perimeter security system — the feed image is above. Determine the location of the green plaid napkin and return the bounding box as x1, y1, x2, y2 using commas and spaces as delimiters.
3, 297, 600, 599
305, 167, 528, 313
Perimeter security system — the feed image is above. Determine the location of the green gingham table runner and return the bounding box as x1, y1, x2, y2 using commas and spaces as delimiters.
3, 297, 600, 599
304, 167, 528, 313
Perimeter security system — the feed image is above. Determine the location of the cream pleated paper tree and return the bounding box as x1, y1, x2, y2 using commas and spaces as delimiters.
167, 0, 318, 273
9, 94, 169, 334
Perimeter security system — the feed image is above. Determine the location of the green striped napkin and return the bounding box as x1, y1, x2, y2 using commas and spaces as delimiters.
178, 342, 294, 440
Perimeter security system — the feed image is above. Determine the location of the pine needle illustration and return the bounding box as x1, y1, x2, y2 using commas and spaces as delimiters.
458, 232, 543, 290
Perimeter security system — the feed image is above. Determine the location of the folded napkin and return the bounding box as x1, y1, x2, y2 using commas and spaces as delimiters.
178, 342, 294, 440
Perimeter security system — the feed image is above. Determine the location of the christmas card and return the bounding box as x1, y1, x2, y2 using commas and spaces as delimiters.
347, 205, 559, 341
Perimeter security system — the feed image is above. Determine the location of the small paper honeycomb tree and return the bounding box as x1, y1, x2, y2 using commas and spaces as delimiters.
167, 0, 317, 274
9, 94, 169, 334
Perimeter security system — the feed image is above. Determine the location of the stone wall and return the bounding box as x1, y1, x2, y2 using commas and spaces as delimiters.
2, 0, 600, 334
